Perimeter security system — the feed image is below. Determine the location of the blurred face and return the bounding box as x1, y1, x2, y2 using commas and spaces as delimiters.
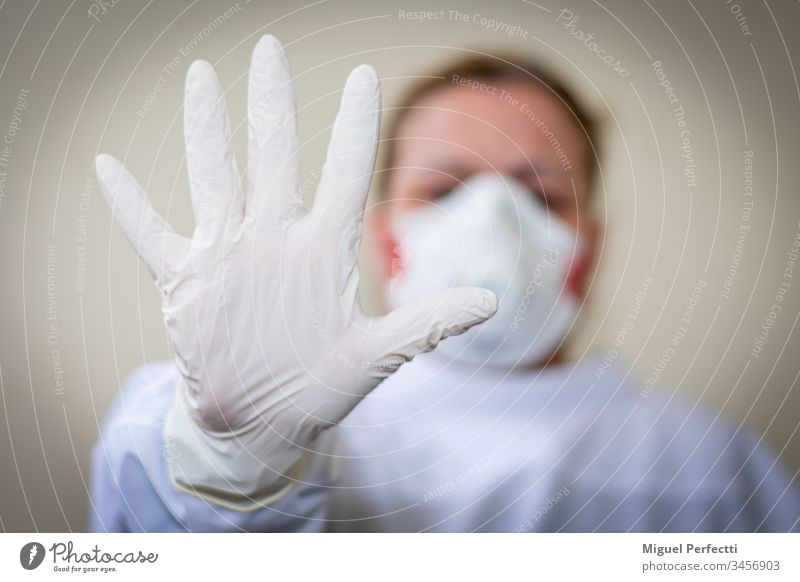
374, 79, 597, 291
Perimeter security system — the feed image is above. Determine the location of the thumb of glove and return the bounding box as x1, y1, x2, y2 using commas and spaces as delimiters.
368, 287, 498, 373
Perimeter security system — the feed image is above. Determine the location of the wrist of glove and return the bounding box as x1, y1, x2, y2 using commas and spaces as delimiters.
164, 376, 306, 512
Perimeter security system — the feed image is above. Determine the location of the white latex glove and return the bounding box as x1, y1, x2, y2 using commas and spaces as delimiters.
96, 36, 497, 510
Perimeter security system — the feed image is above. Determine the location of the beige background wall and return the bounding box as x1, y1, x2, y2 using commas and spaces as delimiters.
1, 0, 798, 531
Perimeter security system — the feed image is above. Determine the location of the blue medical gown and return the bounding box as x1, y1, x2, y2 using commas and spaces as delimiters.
89, 354, 800, 532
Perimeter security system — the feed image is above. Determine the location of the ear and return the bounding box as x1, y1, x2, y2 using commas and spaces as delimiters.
367, 206, 402, 282
566, 215, 602, 299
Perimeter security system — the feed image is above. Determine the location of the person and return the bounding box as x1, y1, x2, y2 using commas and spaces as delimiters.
89, 36, 800, 532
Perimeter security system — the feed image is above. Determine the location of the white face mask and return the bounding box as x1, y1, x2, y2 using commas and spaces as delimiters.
386, 173, 582, 368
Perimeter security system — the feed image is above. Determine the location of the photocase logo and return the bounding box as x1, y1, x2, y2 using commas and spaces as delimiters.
20, 542, 46, 570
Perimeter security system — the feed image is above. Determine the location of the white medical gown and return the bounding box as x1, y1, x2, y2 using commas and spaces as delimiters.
89, 353, 800, 532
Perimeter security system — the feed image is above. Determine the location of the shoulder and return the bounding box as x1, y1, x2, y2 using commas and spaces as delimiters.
95, 360, 181, 497
102, 361, 180, 433
90, 360, 185, 530
96, 361, 180, 467
563, 357, 800, 530
575, 359, 757, 485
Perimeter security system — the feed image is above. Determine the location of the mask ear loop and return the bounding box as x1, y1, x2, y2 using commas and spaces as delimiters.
390, 238, 405, 281
389, 213, 415, 283
565, 240, 591, 299
373, 202, 409, 283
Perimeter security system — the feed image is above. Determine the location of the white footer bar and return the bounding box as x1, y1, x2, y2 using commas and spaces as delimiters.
1, 533, 797, 581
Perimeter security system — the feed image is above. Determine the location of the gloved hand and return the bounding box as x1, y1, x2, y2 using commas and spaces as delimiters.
96, 36, 497, 510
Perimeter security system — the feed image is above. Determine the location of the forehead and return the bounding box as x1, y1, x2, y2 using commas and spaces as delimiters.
392, 80, 586, 174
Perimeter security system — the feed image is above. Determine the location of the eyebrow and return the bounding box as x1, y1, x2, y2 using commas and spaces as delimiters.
507, 160, 560, 180
409, 160, 471, 179
412, 159, 561, 181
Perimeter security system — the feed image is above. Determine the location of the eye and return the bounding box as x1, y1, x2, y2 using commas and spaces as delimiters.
428, 185, 455, 200
542, 192, 568, 210
523, 179, 568, 211
417, 179, 458, 201
526, 186, 559, 209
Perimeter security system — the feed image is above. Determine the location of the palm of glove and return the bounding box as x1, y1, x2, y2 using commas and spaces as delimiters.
163, 210, 393, 444
97, 36, 497, 454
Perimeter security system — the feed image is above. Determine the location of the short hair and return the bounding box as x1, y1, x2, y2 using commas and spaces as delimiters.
377, 54, 600, 197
